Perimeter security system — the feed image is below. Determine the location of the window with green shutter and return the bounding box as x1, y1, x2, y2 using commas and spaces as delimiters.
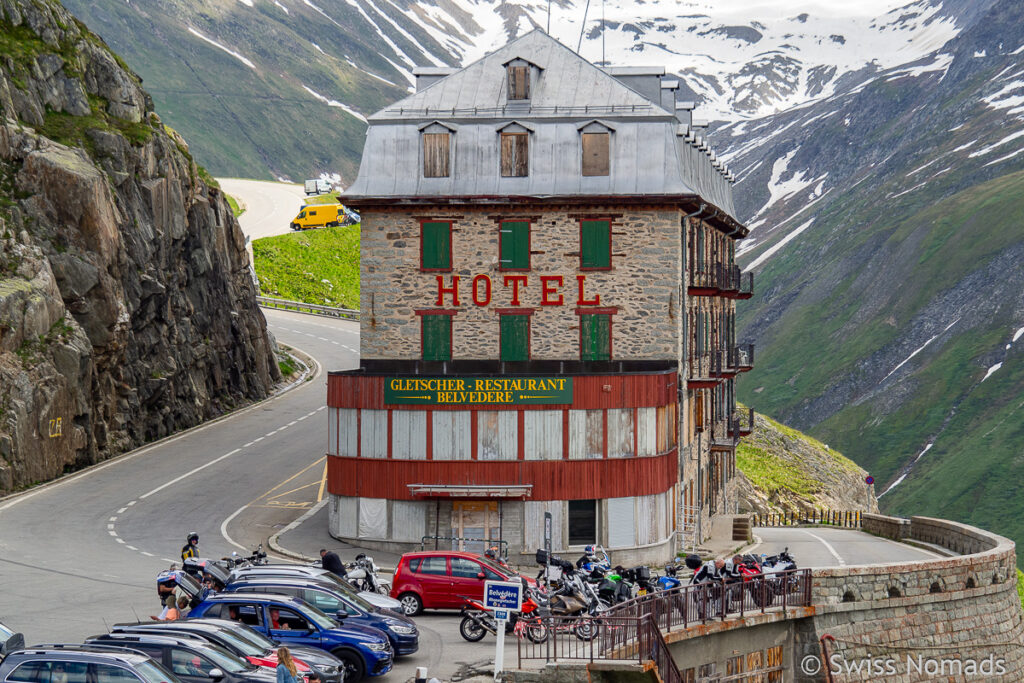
581, 219, 611, 270
421, 315, 452, 360
421, 221, 451, 271
499, 314, 530, 361
580, 313, 611, 361
499, 220, 530, 270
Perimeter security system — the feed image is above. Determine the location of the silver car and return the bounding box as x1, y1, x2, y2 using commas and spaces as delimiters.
228, 565, 401, 611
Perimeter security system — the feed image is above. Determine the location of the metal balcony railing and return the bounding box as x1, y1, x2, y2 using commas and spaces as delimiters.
689, 264, 754, 298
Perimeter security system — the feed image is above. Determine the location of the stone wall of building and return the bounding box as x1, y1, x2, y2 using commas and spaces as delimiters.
358, 206, 683, 360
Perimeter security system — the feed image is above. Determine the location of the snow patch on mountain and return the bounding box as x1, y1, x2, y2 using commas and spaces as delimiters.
747, 216, 815, 270
981, 362, 1003, 382
302, 85, 368, 122
187, 28, 255, 69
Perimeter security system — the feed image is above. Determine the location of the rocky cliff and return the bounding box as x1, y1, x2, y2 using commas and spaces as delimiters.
735, 409, 878, 516
0, 0, 280, 492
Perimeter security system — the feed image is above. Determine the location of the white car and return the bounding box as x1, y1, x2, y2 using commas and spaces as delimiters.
229, 565, 401, 611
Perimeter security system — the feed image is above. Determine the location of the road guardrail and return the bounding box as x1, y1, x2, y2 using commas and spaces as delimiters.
257, 296, 359, 321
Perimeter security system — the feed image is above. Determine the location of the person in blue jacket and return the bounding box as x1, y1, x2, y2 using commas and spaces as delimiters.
276, 647, 299, 683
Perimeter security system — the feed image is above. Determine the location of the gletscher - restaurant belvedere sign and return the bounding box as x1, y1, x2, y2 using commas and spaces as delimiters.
385, 377, 573, 405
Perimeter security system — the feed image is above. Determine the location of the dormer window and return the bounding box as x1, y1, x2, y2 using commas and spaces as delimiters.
419, 121, 455, 178
508, 65, 529, 100
497, 122, 533, 177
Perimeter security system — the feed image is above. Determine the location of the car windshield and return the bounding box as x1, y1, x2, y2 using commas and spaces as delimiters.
194, 645, 253, 674
202, 629, 262, 656
290, 603, 339, 631
477, 556, 513, 576
135, 659, 184, 683
0, 622, 13, 640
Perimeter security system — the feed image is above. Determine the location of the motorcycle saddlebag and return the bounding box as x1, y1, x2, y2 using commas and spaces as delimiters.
631, 566, 651, 582
684, 554, 702, 571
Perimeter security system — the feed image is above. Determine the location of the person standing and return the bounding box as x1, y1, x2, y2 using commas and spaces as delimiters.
320, 549, 346, 578
276, 647, 299, 683
181, 532, 199, 561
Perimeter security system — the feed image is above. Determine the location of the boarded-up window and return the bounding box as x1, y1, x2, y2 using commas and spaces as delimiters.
500, 133, 528, 177
580, 313, 611, 361
328, 407, 339, 455
608, 497, 636, 547
694, 393, 704, 431
478, 411, 518, 460
334, 496, 357, 537
637, 407, 656, 456
339, 409, 358, 457
421, 220, 451, 270
432, 411, 471, 460
507, 65, 530, 100
360, 410, 387, 458
568, 499, 597, 545
524, 411, 562, 460
392, 501, 427, 541
421, 315, 451, 361
392, 411, 426, 459
581, 132, 609, 176
500, 314, 529, 361
607, 408, 633, 458
569, 409, 603, 459
357, 498, 387, 538
499, 220, 529, 269
525, 501, 563, 551
581, 219, 611, 269
423, 133, 450, 177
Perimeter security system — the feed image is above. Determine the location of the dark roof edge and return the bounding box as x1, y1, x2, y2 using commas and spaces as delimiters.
345, 194, 748, 237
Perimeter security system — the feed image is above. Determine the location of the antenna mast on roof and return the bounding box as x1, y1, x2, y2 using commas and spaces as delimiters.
577, 0, 592, 53
547, 0, 551, 33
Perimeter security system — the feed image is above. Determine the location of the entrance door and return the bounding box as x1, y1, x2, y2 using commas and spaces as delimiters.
451, 501, 500, 552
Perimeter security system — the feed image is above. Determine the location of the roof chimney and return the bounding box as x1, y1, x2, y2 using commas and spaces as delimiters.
660, 79, 679, 114
413, 66, 456, 92
675, 101, 695, 127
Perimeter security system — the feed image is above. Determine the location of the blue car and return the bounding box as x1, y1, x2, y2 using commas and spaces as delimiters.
226, 577, 418, 656
188, 593, 392, 681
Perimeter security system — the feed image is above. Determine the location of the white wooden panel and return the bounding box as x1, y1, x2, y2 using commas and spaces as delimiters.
524, 411, 562, 460
333, 496, 357, 537
433, 411, 472, 460
569, 410, 603, 459
636, 494, 657, 545
340, 409, 358, 457
360, 410, 387, 458
358, 498, 388, 538
607, 408, 634, 458
478, 411, 518, 460
327, 408, 339, 456
392, 501, 427, 541
637, 407, 657, 456
607, 497, 636, 548
525, 500, 564, 552
393, 411, 426, 460
655, 491, 668, 541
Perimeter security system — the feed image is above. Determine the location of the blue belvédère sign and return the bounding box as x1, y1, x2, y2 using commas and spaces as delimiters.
484, 580, 523, 612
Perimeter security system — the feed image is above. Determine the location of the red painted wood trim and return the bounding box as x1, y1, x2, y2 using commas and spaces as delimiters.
471, 411, 479, 460
562, 409, 570, 460
633, 406, 638, 458
327, 449, 678, 501
573, 307, 619, 315
494, 308, 535, 315
425, 410, 433, 460
386, 410, 393, 459
517, 411, 526, 460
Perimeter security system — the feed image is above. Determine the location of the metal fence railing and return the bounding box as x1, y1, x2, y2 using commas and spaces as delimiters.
517, 569, 812, 669
753, 510, 862, 528
419, 536, 509, 556
256, 296, 359, 320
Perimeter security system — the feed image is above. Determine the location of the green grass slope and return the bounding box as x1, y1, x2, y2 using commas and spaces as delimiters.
252, 224, 360, 309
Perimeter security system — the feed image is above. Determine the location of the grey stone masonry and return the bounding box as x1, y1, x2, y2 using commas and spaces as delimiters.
359, 205, 684, 360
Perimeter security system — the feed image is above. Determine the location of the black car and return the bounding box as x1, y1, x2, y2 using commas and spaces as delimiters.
107, 621, 343, 683
84, 634, 276, 683
0, 644, 179, 683
226, 578, 418, 656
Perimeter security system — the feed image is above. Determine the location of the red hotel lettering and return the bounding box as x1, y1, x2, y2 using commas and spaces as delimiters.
540, 276, 564, 306
472, 274, 492, 306
435, 275, 460, 306
503, 275, 528, 306
576, 275, 600, 306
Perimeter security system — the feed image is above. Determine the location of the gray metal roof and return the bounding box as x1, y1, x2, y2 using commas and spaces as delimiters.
344, 30, 741, 224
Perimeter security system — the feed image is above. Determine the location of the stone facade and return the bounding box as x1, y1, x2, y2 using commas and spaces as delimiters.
359, 205, 684, 361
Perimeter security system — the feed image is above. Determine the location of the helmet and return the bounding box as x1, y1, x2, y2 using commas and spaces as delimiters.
583, 545, 595, 557
484, 546, 498, 560
355, 553, 366, 561
187, 532, 199, 544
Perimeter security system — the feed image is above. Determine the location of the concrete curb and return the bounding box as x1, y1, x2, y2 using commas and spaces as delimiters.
267, 498, 328, 562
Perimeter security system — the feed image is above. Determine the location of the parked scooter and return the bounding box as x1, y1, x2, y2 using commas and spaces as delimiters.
459, 583, 547, 643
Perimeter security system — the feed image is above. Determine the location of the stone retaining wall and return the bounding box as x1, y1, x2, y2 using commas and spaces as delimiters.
861, 512, 910, 540
797, 515, 1024, 681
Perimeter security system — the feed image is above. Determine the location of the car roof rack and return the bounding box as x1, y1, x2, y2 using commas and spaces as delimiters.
87, 634, 210, 648
25, 644, 149, 659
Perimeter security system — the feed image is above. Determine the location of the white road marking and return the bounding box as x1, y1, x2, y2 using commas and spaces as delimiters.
265, 430, 279, 437
107, 523, 115, 530
127, 501, 136, 506
126, 545, 138, 551
244, 441, 254, 448
288, 421, 298, 426
109, 517, 117, 522
318, 337, 329, 341
141, 551, 154, 557
297, 415, 308, 421
108, 530, 117, 537
253, 437, 264, 443
800, 530, 847, 567
162, 558, 176, 563
139, 448, 242, 500
116, 538, 125, 544
220, 503, 251, 552
117, 507, 128, 514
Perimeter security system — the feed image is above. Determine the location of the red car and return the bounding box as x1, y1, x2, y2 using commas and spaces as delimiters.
390, 551, 529, 616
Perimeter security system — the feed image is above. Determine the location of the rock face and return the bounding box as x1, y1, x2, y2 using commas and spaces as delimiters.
0, 0, 280, 492
734, 409, 879, 516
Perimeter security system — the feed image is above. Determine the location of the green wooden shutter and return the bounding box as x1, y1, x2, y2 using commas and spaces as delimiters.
500, 315, 529, 361
580, 314, 611, 361
422, 221, 451, 270
422, 315, 451, 360
581, 220, 611, 269
500, 221, 529, 269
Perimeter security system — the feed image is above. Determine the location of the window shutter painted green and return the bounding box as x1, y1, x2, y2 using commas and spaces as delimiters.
500, 221, 530, 269
422, 221, 451, 270
581, 220, 611, 269
580, 314, 611, 361
500, 315, 529, 361
422, 316, 451, 360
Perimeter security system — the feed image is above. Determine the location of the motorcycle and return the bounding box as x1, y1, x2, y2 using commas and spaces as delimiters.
760, 547, 799, 605
222, 544, 268, 569
458, 585, 548, 644
346, 553, 391, 595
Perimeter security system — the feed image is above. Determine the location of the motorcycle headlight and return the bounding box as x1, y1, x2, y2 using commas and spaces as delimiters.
361, 641, 388, 652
